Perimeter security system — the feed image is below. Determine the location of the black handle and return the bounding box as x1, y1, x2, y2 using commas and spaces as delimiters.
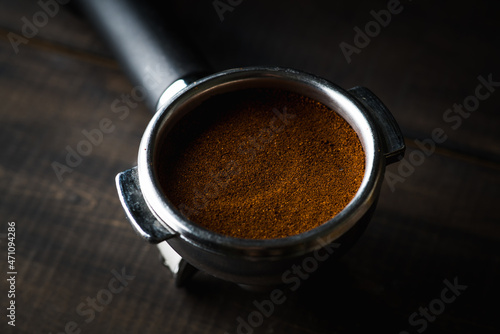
77, 0, 209, 111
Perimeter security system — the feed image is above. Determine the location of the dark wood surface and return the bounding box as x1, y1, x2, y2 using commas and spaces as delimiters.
1, 0, 499, 333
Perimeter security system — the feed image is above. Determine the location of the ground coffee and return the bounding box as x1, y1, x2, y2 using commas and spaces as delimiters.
157, 88, 365, 239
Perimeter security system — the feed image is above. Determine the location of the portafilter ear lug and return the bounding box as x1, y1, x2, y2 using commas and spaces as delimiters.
348, 86, 406, 164
116, 167, 177, 243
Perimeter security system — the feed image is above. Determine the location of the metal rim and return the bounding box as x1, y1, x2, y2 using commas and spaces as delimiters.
137, 67, 384, 259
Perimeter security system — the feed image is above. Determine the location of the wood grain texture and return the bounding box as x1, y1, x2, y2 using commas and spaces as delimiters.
0, 0, 498, 333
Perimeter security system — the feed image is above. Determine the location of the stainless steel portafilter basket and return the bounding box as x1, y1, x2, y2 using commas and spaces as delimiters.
79, 0, 405, 287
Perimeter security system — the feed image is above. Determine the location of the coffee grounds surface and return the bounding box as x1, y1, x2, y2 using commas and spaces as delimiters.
157, 88, 365, 239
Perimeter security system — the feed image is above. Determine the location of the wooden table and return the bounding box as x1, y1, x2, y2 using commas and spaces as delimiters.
1, 0, 498, 333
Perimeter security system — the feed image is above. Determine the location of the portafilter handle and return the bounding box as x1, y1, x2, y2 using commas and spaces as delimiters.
76, 0, 210, 111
